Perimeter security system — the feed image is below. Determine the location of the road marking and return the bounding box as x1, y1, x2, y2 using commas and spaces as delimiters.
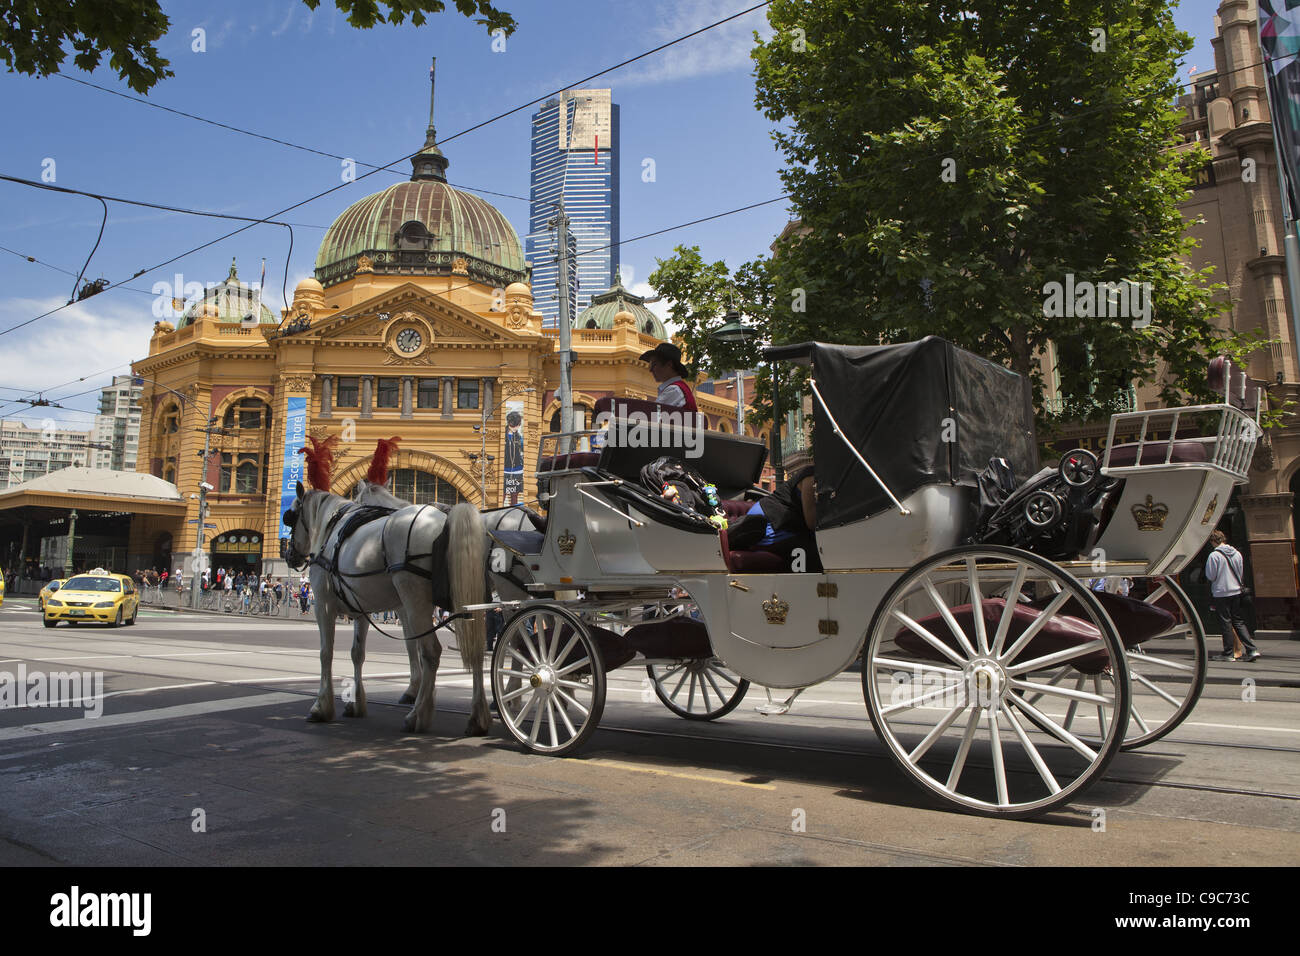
0, 692, 303, 740
584, 757, 777, 790
1184, 720, 1300, 735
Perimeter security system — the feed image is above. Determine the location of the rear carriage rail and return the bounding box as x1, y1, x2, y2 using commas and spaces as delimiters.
1100, 404, 1258, 483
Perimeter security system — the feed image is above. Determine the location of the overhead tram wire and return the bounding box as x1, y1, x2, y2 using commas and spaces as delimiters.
0, 244, 154, 296
0, 2, 776, 340
55, 74, 529, 204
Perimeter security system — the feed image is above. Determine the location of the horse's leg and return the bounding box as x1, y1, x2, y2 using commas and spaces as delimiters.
398, 584, 440, 733
309, 601, 337, 722
398, 632, 419, 707
344, 615, 368, 718
467, 651, 491, 736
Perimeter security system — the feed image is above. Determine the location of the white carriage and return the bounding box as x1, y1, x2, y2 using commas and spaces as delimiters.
483, 338, 1258, 817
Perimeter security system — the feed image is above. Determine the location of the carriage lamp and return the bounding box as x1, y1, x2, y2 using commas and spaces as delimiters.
710, 311, 784, 483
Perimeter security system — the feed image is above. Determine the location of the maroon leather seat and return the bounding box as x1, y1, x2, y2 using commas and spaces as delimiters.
895, 598, 1112, 673
718, 525, 786, 573
719, 499, 754, 521
1107, 440, 1208, 467
1028, 590, 1175, 649
625, 617, 712, 659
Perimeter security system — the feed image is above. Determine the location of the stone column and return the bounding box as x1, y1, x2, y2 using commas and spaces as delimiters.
361, 376, 373, 419
320, 375, 333, 418
401, 377, 414, 419
441, 377, 454, 420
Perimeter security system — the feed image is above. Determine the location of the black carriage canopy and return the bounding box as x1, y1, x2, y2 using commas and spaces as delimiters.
764, 337, 1038, 531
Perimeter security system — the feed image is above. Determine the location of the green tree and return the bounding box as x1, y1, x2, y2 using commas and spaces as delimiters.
749, 0, 1254, 421
0, 0, 516, 94
649, 246, 799, 430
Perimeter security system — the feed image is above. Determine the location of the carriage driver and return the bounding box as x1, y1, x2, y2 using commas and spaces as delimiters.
726, 451, 819, 569
640, 342, 698, 412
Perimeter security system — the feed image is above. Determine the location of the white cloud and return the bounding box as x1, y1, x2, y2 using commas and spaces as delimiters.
619, 1, 773, 87
0, 293, 154, 429
272, 3, 297, 38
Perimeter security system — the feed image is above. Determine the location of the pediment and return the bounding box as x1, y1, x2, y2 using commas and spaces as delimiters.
312, 283, 533, 346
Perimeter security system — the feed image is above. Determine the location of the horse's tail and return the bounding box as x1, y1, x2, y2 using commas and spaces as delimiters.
447, 502, 486, 670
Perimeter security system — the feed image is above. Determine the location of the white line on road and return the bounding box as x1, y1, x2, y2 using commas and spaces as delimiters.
0, 692, 304, 740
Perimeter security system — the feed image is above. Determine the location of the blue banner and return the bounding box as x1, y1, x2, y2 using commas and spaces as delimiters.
279, 396, 307, 538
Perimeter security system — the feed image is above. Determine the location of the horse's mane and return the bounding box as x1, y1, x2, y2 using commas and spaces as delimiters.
366, 436, 402, 485
298, 435, 341, 491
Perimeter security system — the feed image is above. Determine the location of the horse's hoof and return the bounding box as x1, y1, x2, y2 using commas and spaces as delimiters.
343, 702, 364, 718
465, 721, 489, 737
397, 693, 415, 706
307, 709, 331, 723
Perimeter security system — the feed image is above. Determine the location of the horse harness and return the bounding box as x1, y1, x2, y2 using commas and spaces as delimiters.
310, 502, 469, 642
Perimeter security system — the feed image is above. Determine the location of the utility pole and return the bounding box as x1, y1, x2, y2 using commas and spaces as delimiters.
551, 199, 575, 448
191, 416, 224, 609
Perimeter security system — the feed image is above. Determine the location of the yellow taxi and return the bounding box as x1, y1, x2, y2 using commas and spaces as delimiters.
43, 568, 140, 628
38, 578, 67, 611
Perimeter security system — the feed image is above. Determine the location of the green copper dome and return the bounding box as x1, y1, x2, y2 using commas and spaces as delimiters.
574, 272, 666, 339
177, 259, 278, 327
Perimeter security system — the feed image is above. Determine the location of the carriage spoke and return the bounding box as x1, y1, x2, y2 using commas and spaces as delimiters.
545, 698, 559, 748
554, 697, 578, 739
1130, 702, 1152, 735
500, 684, 533, 704
1126, 651, 1194, 673
698, 673, 713, 712
668, 665, 691, 700
527, 698, 544, 746
514, 689, 537, 730
553, 687, 590, 717
687, 672, 698, 712
1009, 677, 1109, 706
1093, 676, 1107, 739
499, 666, 532, 679
518, 629, 543, 667
1003, 707, 1062, 795
553, 631, 581, 669
1006, 638, 1106, 675
965, 559, 990, 655
907, 701, 968, 763
987, 711, 1009, 806
872, 657, 962, 677
1061, 673, 1086, 732
1131, 671, 1182, 707
999, 590, 1072, 664
703, 668, 729, 703
555, 678, 590, 691
1006, 693, 1099, 761
1024, 665, 1070, 706
889, 609, 969, 668
555, 656, 591, 677
1144, 583, 1171, 605
945, 708, 981, 790
921, 577, 978, 659
881, 677, 964, 715
655, 663, 688, 685
990, 563, 1028, 658
705, 664, 740, 688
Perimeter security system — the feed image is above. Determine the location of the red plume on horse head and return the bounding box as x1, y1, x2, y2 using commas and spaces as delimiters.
298, 434, 341, 492
366, 436, 403, 485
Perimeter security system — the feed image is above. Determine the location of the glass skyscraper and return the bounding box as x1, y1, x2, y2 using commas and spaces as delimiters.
527, 89, 620, 328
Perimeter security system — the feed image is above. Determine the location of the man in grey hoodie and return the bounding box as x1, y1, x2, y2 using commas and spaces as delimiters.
1206, 530, 1260, 662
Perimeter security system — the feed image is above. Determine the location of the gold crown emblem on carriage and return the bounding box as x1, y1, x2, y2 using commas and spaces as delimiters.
1132, 495, 1169, 532
762, 593, 789, 625
1201, 494, 1218, 526
557, 529, 577, 555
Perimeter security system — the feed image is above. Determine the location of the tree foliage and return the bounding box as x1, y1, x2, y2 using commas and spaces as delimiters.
0, 0, 516, 94
746, 0, 1256, 422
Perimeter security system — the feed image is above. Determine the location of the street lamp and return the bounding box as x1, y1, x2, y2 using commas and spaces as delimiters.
710, 310, 784, 484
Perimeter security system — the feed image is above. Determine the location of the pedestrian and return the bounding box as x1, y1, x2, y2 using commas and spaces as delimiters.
224, 573, 234, 594
299, 579, 310, 615
1206, 530, 1261, 662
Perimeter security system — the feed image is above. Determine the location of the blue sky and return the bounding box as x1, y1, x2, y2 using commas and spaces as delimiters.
0, 0, 1228, 430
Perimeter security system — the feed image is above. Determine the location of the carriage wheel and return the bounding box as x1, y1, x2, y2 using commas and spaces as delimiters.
862, 545, 1130, 818
492, 604, 606, 756
1021, 579, 1208, 750
647, 660, 749, 721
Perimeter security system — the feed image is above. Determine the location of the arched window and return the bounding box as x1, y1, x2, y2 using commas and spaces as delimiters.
388, 469, 466, 507
162, 403, 180, 434
224, 397, 270, 431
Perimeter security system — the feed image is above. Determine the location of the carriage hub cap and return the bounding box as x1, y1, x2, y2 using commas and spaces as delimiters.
966, 660, 1006, 709
530, 666, 555, 691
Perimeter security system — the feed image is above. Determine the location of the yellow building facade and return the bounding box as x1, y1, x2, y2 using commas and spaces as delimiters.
129, 101, 752, 578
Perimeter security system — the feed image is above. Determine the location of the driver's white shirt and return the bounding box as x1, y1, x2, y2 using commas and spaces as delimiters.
656, 376, 690, 407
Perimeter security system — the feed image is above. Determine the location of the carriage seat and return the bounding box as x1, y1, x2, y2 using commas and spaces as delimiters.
1106, 440, 1209, 468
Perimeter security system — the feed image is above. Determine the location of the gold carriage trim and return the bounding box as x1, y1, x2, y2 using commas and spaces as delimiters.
1201, 494, 1218, 526
557, 529, 577, 555
1133, 495, 1170, 531
762, 593, 789, 625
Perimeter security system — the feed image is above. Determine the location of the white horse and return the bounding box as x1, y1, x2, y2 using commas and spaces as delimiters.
282, 480, 489, 735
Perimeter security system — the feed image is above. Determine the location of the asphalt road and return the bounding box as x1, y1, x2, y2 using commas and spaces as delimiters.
0, 598, 1296, 866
